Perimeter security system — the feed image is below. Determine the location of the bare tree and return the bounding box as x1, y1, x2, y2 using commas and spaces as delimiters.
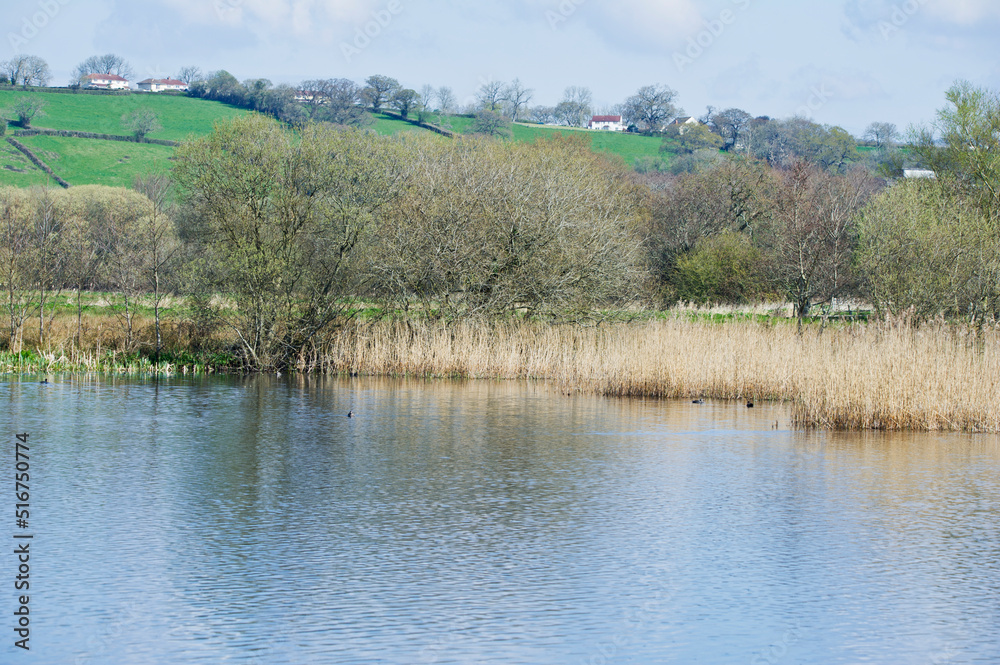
502, 78, 533, 122
176, 66, 204, 85
527, 105, 556, 125
555, 89, 593, 127
476, 79, 506, 113
133, 174, 179, 359
73, 53, 134, 82
555, 86, 593, 127
88, 188, 150, 350
622, 84, 679, 133
419, 84, 436, 111
372, 136, 645, 320
22, 191, 65, 348
2, 55, 50, 87
711, 108, 753, 152
436, 86, 456, 114
0, 189, 36, 352
763, 163, 878, 322
863, 122, 899, 149
322, 79, 369, 126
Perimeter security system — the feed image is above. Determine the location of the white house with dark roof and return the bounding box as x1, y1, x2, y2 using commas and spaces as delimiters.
82, 73, 130, 90
589, 115, 624, 131
137, 78, 188, 93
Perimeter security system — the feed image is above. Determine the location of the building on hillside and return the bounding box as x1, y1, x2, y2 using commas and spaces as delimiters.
589, 115, 624, 131
903, 169, 936, 179
669, 116, 701, 135
137, 78, 188, 93
295, 90, 319, 103
82, 73, 130, 90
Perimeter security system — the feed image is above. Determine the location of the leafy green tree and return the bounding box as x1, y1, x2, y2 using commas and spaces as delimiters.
363, 75, 400, 113
661, 123, 724, 154
174, 114, 411, 369
392, 88, 419, 119
856, 180, 1000, 321
912, 81, 1000, 215
674, 231, 770, 304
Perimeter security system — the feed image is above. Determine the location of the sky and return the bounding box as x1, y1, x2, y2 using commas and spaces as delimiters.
5, 0, 1000, 135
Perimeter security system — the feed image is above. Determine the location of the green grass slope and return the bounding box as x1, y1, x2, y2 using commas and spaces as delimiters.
0, 90, 245, 141
18, 135, 175, 188
0, 140, 52, 187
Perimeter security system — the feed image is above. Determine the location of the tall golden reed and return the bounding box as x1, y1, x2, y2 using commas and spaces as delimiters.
320, 317, 1000, 433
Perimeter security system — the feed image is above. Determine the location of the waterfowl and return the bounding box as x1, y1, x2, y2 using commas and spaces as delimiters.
40, 379, 49, 385
347, 410, 354, 418
692, 399, 704, 404
746, 400, 754, 408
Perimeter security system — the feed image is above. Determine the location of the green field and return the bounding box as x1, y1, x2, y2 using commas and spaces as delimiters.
0, 140, 52, 187
0, 90, 245, 141
418, 113, 669, 165
18, 135, 175, 188
512, 123, 667, 165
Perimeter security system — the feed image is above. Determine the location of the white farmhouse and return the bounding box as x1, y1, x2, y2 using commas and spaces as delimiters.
589, 115, 624, 131
137, 78, 189, 93
669, 116, 701, 135
82, 73, 130, 90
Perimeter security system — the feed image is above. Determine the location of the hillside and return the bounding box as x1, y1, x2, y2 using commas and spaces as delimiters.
0, 90, 245, 141
0, 90, 246, 188
0, 90, 670, 189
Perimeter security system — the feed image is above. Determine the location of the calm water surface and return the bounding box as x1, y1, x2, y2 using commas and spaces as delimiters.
1, 375, 998, 664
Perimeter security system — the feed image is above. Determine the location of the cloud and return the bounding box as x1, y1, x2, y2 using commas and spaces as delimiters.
790, 65, 886, 101
841, 0, 1000, 41
524, 0, 704, 51
158, 0, 386, 34
922, 0, 1000, 25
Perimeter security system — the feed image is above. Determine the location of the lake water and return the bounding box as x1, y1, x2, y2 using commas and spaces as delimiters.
2, 375, 998, 664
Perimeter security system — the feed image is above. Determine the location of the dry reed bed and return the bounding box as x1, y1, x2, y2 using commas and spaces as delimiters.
323, 317, 1000, 433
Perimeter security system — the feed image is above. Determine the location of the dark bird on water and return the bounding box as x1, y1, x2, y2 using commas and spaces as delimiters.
692, 399, 704, 404
40, 379, 49, 385
746, 400, 754, 408
347, 410, 354, 418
